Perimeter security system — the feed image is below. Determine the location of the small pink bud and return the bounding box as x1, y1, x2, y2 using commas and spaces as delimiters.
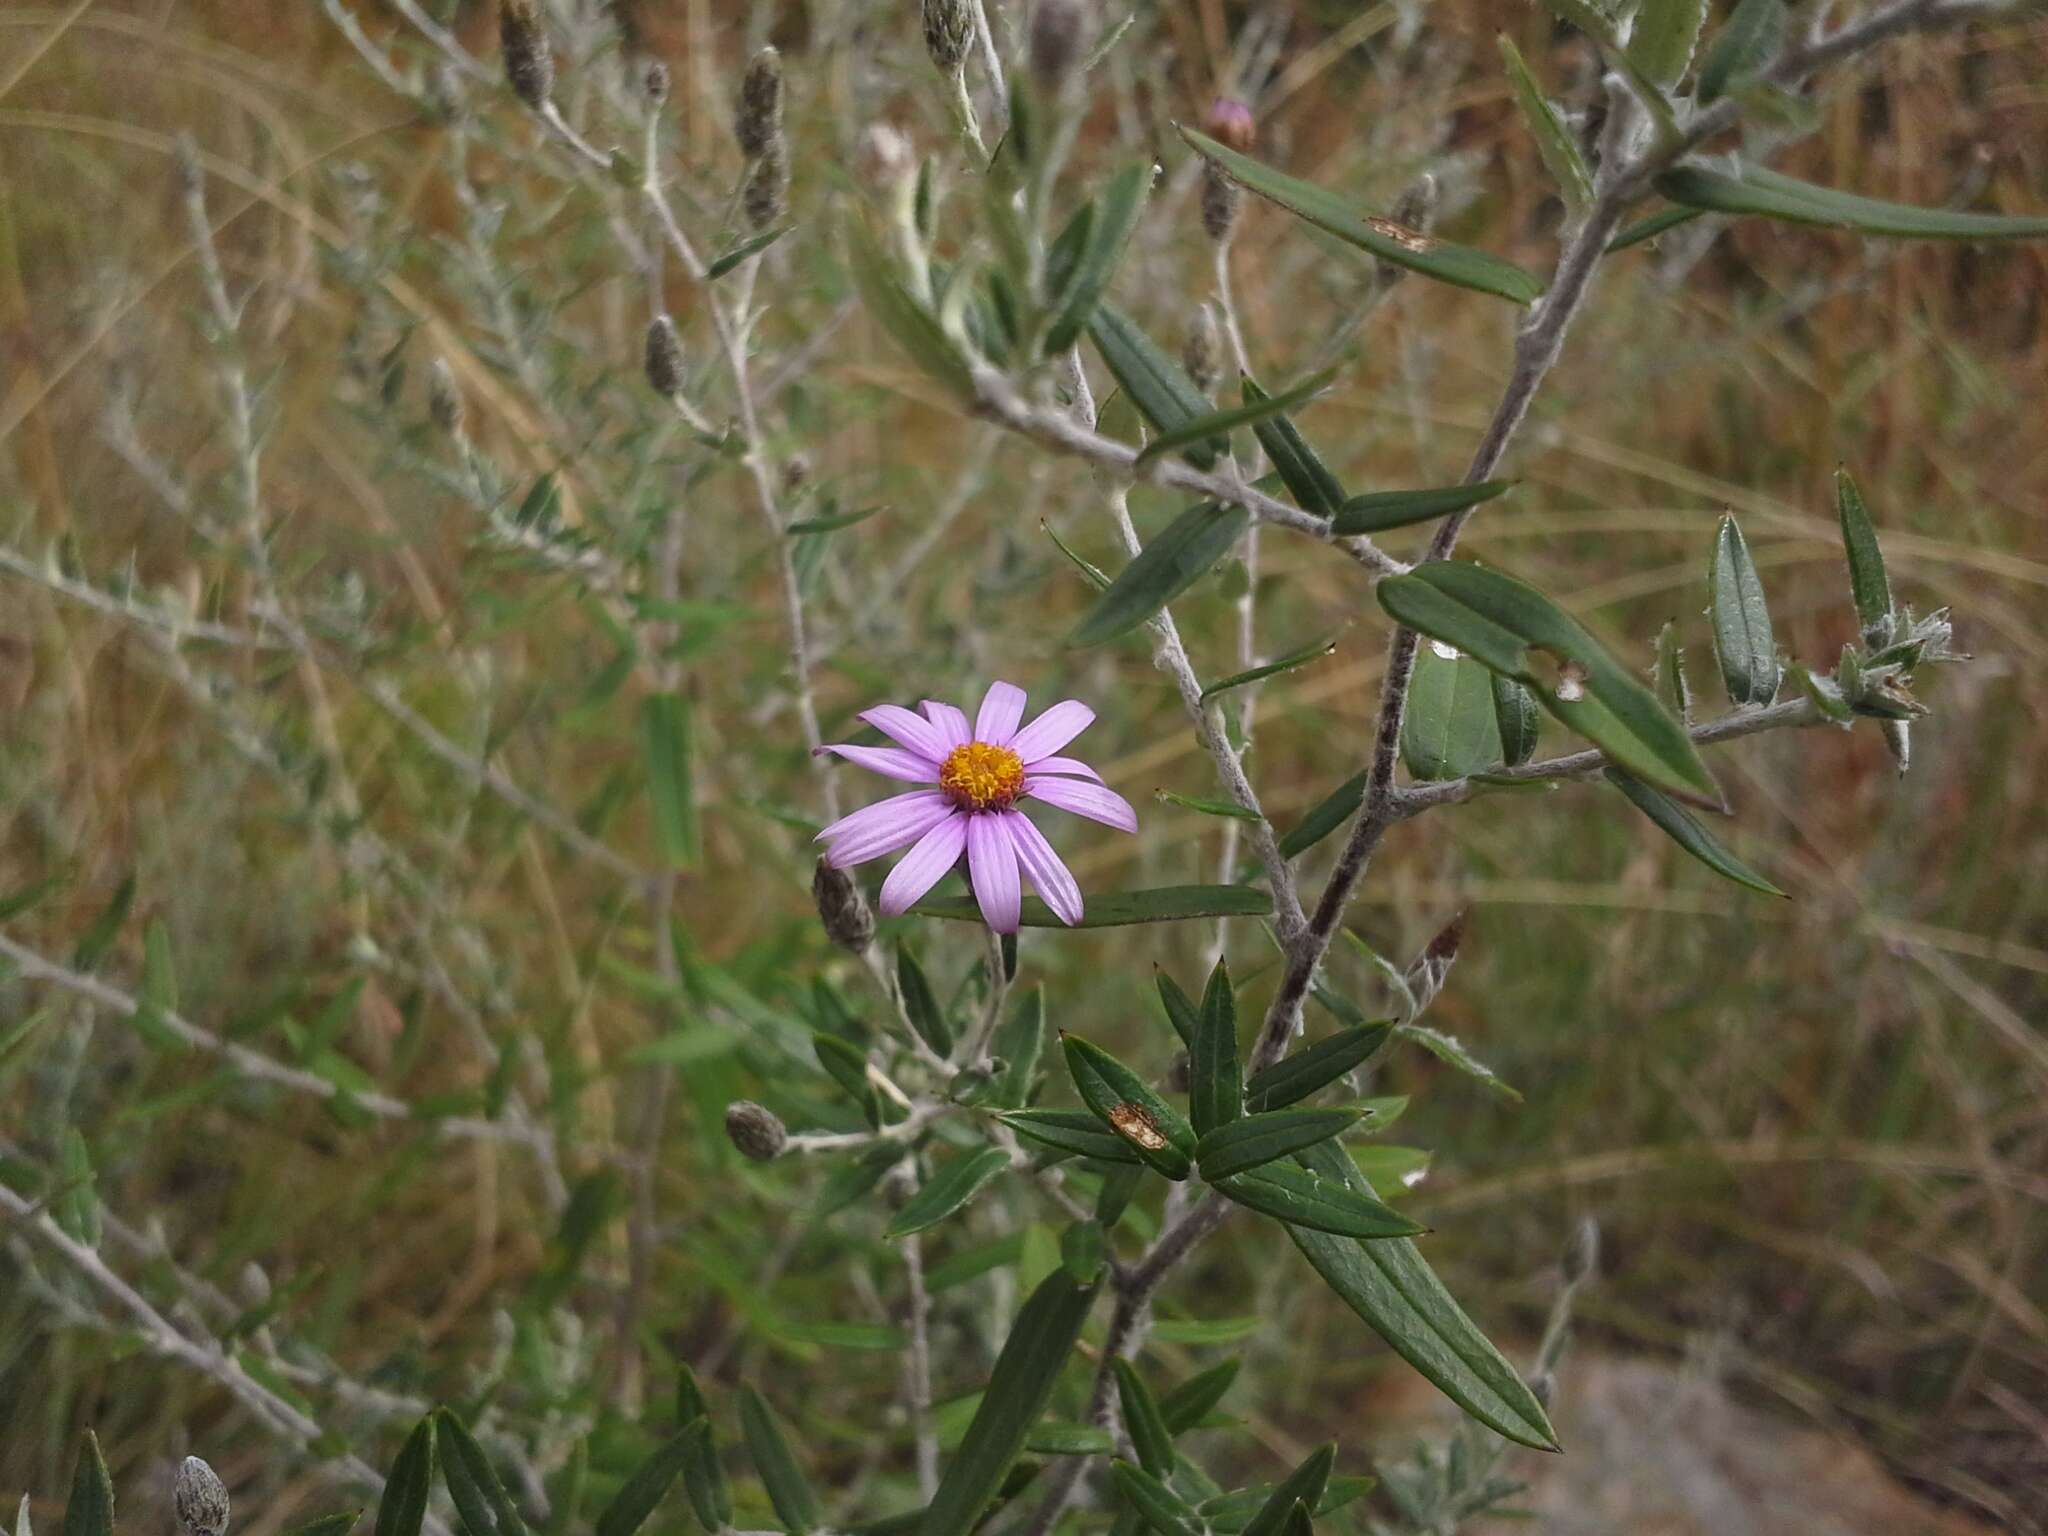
1204, 97, 1256, 153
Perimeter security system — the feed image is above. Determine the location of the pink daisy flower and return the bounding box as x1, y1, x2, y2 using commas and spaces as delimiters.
815, 682, 1138, 933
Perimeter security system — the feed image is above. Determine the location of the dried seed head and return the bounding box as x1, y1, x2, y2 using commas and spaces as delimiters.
174, 1458, 230, 1536
1563, 1215, 1600, 1284
1028, 0, 1087, 90
1182, 303, 1222, 395
644, 59, 671, 106
1200, 160, 1241, 243
725, 1100, 788, 1161
1204, 96, 1256, 153
427, 358, 464, 435
735, 47, 785, 160
742, 143, 788, 231
643, 315, 685, 398
922, 0, 974, 73
500, 0, 554, 111
813, 858, 875, 953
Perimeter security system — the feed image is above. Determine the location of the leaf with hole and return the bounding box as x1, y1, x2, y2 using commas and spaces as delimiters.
1061, 1032, 1195, 1179
999, 1108, 1142, 1164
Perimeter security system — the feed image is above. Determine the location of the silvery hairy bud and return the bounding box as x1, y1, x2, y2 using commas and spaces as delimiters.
922, 0, 974, 73
1563, 1216, 1600, 1285
735, 47, 784, 160
643, 60, 671, 106
1182, 303, 1222, 395
1028, 0, 1086, 90
813, 858, 875, 952
499, 0, 554, 111
427, 358, 464, 436
725, 1100, 788, 1161
1199, 99, 1253, 243
1401, 910, 1464, 1020
174, 1458, 230, 1536
742, 144, 788, 230
644, 315, 685, 398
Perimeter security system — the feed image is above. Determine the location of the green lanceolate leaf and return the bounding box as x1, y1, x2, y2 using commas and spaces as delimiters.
1153, 789, 1261, 823
1377, 561, 1718, 804
1630, 0, 1709, 87
1197, 1108, 1360, 1182
1088, 302, 1223, 467
1394, 1024, 1520, 1100
1201, 1478, 1375, 1533
1608, 204, 1705, 250
911, 885, 1273, 928
896, 942, 954, 1055
1278, 770, 1366, 859
1329, 481, 1513, 537
285, 1515, 362, 1536
1695, 0, 1783, 101
1200, 634, 1339, 703
1112, 1361, 1177, 1475
1156, 970, 1199, 1048
1708, 515, 1780, 706
1498, 37, 1594, 211
887, 1147, 1012, 1238
848, 224, 973, 397
641, 693, 699, 866
1179, 130, 1543, 304
594, 1430, 695, 1536
1245, 378, 1347, 516
1158, 1360, 1240, 1433
1656, 162, 2048, 239
1240, 1444, 1335, 1536
999, 1108, 1142, 1164
54, 1128, 99, 1247
1134, 369, 1338, 469
1283, 1142, 1558, 1450
1605, 769, 1787, 898
1061, 1032, 1196, 1179
738, 1389, 819, 1535
1244, 1024, 1392, 1112
374, 1418, 437, 1536
1402, 643, 1506, 781
925, 1269, 1098, 1536
815, 1030, 882, 1127
993, 986, 1046, 1108
678, 1417, 731, 1534
1491, 675, 1541, 766
786, 503, 884, 536
1835, 467, 1894, 643
1214, 1159, 1423, 1239
1046, 164, 1152, 354
1109, 1464, 1204, 1536
707, 225, 791, 279
1070, 500, 1251, 647
436, 1411, 527, 1536
1026, 1422, 1114, 1455
62, 1433, 112, 1536
1189, 959, 1242, 1137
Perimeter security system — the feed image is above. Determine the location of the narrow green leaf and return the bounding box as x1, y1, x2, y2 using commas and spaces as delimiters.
1656, 162, 2048, 239
993, 986, 1046, 1109
1244, 1025, 1392, 1113
678, 1417, 731, 1534
1088, 302, 1222, 467
1214, 1160, 1424, 1239
1241, 1444, 1334, 1536
513, 473, 559, 528
284, 1514, 361, 1536
594, 1431, 693, 1536
1149, 1316, 1261, 1345
1202, 1478, 1374, 1533
1061, 1030, 1196, 1179
1604, 769, 1787, 897
1377, 561, 1718, 804
0, 873, 63, 923
1200, 634, 1338, 703
1835, 467, 1893, 642
1158, 1361, 1240, 1434
641, 693, 699, 866
848, 224, 973, 397
999, 1108, 1144, 1164
1696, 0, 1783, 101
1498, 37, 1594, 211
1402, 643, 1506, 781
896, 943, 955, 1055
1025, 1422, 1115, 1456
1278, 770, 1366, 859
738, 1389, 819, 1535
1095, 1163, 1144, 1228
70, 875, 134, 972
1394, 1023, 1520, 1101
1491, 675, 1541, 767
1653, 620, 1693, 725
62, 1433, 112, 1536
1708, 515, 1780, 706
1198, 1108, 1359, 1181
1189, 959, 1242, 1137
1045, 164, 1151, 354
1134, 369, 1338, 469
1110, 1464, 1203, 1536
911, 885, 1272, 928
373, 1418, 437, 1536
886, 1147, 1012, 1239
1630, 0, 1709, 86
924, 1269, 1098, 1536
1607, 204, 1704, 251
436, 1412, 526, 1536
707, 225, 791, 279
54, 1129, 99, 1248
1283, 1142, 1558, 1450
676, 1365, 709, 1426
815, 1030, 882, 1127
1153, 789, 1262, 823
1328, 481, 1512, 536
1042, 519, 1113, 591
786, 504, 884, 536
1112, 1362, 1176, 1475
1155, 971, 1199, 1049
1070, 500, 1250, 647
1179, 130, 1543, 304
1244, 379, 1347, 516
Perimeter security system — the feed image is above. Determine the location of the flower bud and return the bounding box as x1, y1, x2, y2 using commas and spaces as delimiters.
1563, 1215, 1600, 1284
922, 0, 974, 73
735, 47, 784, 160
644, 315, 685, 398
174, 1458, 230, 1536
813, 858, 875, 953
644, 60, 671, 106
742, 143, 788, 231
1401, 910, 1464, 1020
1204, 97, 1255, 153
1182, 303, 1222, 395
1028, 0, 1086, 90
725, 1100, 788, 1161
499, 0, 554, 111
1200, 161, 1241, 244
1881, 719, 1911, 778
427, 358, 464, 436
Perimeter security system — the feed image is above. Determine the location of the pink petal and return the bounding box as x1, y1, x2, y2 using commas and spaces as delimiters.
818, 792, 955, 867
1027, 775, 1138, 833
859, 705, 950, 762
878, 813, 969, 915
967, 814, 1022, 934
921, 699, 972, 750
1024, 755, 1104, 784
820, 743, 939, 783
1008, 699, 1095, 763
975, 681, 1027, 745
1002, 811, 1083, 927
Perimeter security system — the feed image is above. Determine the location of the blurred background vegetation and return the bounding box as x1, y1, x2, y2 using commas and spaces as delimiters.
1, 0, 2043, 1531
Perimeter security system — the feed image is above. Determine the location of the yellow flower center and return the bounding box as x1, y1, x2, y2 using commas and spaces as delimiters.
938, 740, 1025, 811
